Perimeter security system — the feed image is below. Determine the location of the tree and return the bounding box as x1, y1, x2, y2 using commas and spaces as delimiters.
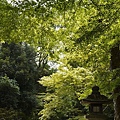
0, 42, 38, 116
1, 0, 120, 119
0, 42, 53, 117
39, 67, 93, 119
111, 43, 120, 120
36, 0, 120, 119
0, 76, 19, 108
0, 42, 37, 92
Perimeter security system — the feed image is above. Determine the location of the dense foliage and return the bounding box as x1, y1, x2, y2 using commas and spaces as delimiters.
0, 76, 19, 108
0, 0, 120, 119
0, 108, 23, 120
0, 42, 53, 119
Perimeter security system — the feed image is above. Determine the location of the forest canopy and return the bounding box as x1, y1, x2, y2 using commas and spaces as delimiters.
0, 0, 120, 120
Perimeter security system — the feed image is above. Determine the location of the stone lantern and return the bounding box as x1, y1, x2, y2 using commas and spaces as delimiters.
81, 86, 112, 120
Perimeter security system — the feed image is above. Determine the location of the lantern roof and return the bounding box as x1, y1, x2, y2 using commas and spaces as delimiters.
82, 86, 112, 104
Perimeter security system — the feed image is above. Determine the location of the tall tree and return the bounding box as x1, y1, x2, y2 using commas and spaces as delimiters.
0, 42, 37, 92
111, 43, 120, 120
0, 42, 53, 117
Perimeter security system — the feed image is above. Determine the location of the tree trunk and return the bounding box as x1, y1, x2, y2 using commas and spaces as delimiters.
113, 86, 120, 120
110, 43, 120, 120
110, 43, 120, 70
